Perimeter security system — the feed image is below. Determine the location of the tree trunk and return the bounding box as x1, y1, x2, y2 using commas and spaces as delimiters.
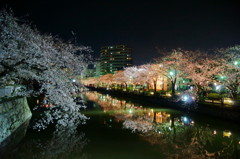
171, 79, 176, 96
124, 82, 128, 90
154, 81, 157, 93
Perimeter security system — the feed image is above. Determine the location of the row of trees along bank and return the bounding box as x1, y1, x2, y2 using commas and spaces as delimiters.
82, 48, 240, 104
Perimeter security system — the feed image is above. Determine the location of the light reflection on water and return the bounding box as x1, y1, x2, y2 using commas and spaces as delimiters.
83, 91, 240, 158
1, 91, 240, 159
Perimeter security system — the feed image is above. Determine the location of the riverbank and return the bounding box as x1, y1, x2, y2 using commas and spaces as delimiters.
87, 87, 240, 124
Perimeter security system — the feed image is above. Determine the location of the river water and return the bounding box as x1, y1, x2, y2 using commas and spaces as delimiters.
1, 91, 240, 159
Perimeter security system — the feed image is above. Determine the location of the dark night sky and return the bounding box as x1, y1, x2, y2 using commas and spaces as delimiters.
1, 0, 240, 65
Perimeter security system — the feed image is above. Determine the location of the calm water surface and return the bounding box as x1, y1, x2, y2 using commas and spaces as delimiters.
1, 91, 240, 159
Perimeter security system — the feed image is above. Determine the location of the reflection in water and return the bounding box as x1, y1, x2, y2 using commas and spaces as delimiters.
0, 119, 30, 155
4, 127, 89, 159
84, 91, 240, 158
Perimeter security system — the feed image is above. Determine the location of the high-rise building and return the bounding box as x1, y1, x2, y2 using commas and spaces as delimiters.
100, 45, 132, 75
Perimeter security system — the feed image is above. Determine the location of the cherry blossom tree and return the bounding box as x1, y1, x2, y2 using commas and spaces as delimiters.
0, 10, 91, 130
214, 45, 240, 99
123, 66, 150, 91
97, 73, 114, 88
155, 49, 187, 96
181, 50, 222, 99
113, 70, 128, 89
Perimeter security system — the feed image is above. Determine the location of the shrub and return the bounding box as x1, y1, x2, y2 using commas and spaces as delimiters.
207, 93, 222, 100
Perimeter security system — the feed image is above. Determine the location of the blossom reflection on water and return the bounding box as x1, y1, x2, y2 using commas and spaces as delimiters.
83, 91, 240, 158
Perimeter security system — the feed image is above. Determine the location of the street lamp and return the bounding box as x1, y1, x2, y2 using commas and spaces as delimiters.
169, 71, 174, 76
220, 76, 225, 79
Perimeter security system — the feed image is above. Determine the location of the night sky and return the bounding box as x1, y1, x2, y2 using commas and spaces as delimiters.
1, 0, 240, 65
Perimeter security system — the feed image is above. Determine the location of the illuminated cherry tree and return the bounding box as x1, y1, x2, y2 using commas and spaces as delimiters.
214, 45, 240, 99
97, 73, 114, 88
155, 49, 187, 95
181, 50, 221, 98
113, 70, 128, 89
0, 10, 91, 130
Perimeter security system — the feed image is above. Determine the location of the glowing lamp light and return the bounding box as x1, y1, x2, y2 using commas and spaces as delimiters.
234, 61, 238, 65
166, 93, 172, 97
224, 98, 234, 105
220, 76, 225, 79
72, 79, 76, 82
227, 99, 234, 105
182, 96, 188, 101
129, 109, 133, 113
183, 117, 188, 122
216, 85, 221, 90
214, 83, 217, 86
223, 131, 232, 137
169, 71, 174, 76
213, 130, 217, 135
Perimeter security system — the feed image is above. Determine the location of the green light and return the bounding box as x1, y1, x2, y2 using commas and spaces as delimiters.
234, 61, 238, 65
169, 71, 174, 76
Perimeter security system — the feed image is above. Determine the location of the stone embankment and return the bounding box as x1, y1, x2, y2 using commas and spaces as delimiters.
0, 97, 32, 145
